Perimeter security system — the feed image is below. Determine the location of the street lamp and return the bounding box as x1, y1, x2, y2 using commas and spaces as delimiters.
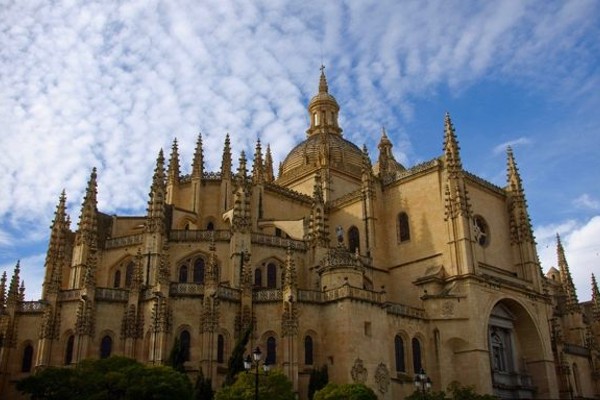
244, 346, 270, 400
414, 368, 432, 398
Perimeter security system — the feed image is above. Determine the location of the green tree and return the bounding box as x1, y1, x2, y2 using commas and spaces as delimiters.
313, 383, 377, 400
224, 324, 253, 386
215, 369, 294, 400
405, 381, 497, 400
194, 368, 215, 400
308, 365, 328, 400
17, 356, 193, 400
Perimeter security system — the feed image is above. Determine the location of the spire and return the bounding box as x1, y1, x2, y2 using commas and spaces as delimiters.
506, 147, 534, 244
237, 151, 248, 181
319, 64, 329, 93
377, 127, 394, 178
146, 149, 166, 234
7, 260, 21, 306
557, 234, 579, 312
43, 190, 69, 296
443, 113, 462, 176
0, 271, 6, 309
283, 244, 297, 292
592, 274, 600, 321
167, 138, 180, 183
221, 134, 232, 178
76, 168, 98, 246
252, 139, 264, 184
192, 133, 204, 178
264, 144, 274, 183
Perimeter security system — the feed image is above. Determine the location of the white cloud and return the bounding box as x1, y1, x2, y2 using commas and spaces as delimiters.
573, 194, 600, 211
0, 253, 46, 301
536, 216, 600, 302
0, 0, 598, 300
492, 137, 533, 155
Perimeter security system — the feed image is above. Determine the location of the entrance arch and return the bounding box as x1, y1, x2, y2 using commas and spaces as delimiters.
487, 298, 553, 399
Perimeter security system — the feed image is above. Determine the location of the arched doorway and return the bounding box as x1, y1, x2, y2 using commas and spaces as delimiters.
487, 300, 551, 399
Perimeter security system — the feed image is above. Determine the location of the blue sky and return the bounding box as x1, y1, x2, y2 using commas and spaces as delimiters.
1, 0, 599, 301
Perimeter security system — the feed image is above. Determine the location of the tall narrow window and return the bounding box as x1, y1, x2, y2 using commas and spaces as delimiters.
394, 335, 405, 372
348, 226, 360, 254
304, 336, 314, 365
412, 338, 422, 373
193, 258, 205, 283
267, 263, 277, 289
179, 265, 188, 283
217, 334, 225, 363
207, 222, 215, 231
180, 330, 191, 362
254, 269, 262, 287
490, 331, 506, 372
125, 262, 134, 288
113, 270, 121, 288
100, 336, 112, 359
266, 337, 276, 365
398, 212, 410, 242
65, 335, 75, 365
21, 344, 33, 372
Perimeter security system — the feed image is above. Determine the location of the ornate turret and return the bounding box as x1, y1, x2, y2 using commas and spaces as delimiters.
192, 133, 204, 178
0, 272, 6, 310
42, 190, 69, 298
308, 172, 328, 247
443, 112, 463, 176
221, 134, 232, 178
76, 168, 98, 246
592, 274, 600, 321
146, 150, 166, 234
6, 261, 21, 308
71, 169, 99, 291
557, 234, 580, 312
167, 138, 180, 184
252, 139, 264, 184
375, 127, 405, 181
264, 144, 274, 183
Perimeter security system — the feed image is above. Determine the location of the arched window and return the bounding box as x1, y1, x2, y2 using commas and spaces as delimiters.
348, 226, 360, 254
398, 212, 410, 242
304, 336, 314, 365
193, 258, 205, 283
207, 222, 215, 231
217, 334, 225, 364
113, 270, 121, 288
180, 330, 191, 362
395, 335, 405, 372
21, 344, 33, 372
179, 265, 188, 283
267, 263, 277, 289
100, 335, 112, 359
490, 331, 506, 371
65, 335, 75, 365
266, 336, 276, 365
412, 338, 422, 373
254, 269, 262, 287
125, 262, 134, 288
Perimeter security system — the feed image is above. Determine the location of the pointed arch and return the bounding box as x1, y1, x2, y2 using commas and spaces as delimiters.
267, 263, 277, 288
179, 265, 188, 283
217, 334, 225, 364
304, 335, 314, 365
113, 270, 121, 288
266, 336, 277, 365
180, 330, 191, 362
125, 261, 134, 288
100, 335, 113, 359
21, 343, 34, 372
193, 257, 205, 283
395, 335, 406, 372
65, 334, 75, 365
412, 337, 422, 373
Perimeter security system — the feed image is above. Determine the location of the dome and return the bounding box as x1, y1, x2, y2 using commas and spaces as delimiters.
279, 133, 365, 181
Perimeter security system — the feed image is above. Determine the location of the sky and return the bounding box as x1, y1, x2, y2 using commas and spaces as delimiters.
1, 0, 599, 302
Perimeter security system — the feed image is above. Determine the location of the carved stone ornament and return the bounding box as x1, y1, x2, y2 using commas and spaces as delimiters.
441, 301, 454, 317
351, 358, 368, 383
374, 363, 391, 393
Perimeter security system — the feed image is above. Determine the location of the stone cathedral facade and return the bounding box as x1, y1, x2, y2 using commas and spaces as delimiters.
1, 70, 600, 399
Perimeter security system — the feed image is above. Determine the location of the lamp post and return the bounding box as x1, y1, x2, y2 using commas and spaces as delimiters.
244, 346, 270, 400
414, 368, 432, 399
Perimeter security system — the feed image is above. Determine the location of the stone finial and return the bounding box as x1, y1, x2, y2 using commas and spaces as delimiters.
192, 133, 204, 178
506, 147, 534, 244
44, 190, 69, 296
76, 168, 98, 246
252, 138, 264, 184
167, 138, 180, 183
7, 261, 21, 306
146, 149, 166, 234
557, 234, 579, 312
264, 144, 274, 183
221, 133, 232, 178
592, 274, 600, 321
443, 112, 462, 174
319, 64, 328, 93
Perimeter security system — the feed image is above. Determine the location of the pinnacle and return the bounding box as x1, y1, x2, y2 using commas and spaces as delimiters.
319, 65, 329, 93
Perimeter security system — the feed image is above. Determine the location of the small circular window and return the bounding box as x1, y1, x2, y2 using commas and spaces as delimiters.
473, 215, 489, 247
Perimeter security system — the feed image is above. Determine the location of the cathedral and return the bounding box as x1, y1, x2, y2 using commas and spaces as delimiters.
1, 69, 599, 399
